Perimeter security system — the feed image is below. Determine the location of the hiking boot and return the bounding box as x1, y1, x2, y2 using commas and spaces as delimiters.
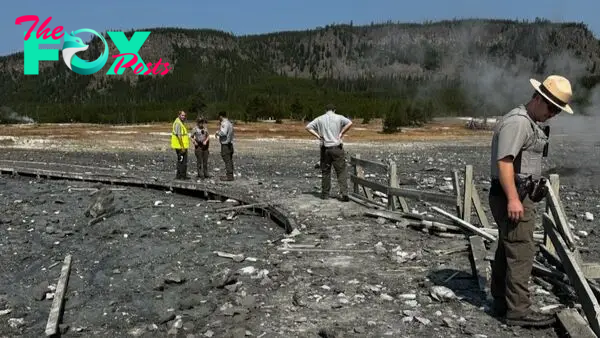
339, 195, 350, 202
320, 193, 329, 200
505, 311, 556, 327
220, 176, 234, 181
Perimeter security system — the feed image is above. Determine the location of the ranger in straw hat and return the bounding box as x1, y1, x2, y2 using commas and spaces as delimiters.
488, 75, 573, 327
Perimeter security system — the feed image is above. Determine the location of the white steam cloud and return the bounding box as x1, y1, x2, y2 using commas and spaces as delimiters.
0, 106, 35, 124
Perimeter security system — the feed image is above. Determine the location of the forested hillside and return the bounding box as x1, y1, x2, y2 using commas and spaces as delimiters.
1, 18, 600, 127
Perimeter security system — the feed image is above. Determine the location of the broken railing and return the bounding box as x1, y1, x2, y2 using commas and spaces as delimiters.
349, 154, 456, 212
351, 155, 600, 336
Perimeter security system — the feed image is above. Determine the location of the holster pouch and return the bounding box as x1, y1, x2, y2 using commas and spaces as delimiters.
529, 177, 548, 202
515, 175, 548, 202
515, 175, 532, 202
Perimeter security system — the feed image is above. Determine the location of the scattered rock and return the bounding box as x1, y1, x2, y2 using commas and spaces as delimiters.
158, 313, 176, 324
211, 268, 237, 288
430, 285, 457, 302
8, 317, 25, 328
33, 281, 49, 301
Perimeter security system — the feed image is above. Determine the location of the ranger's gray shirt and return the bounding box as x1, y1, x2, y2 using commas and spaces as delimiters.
306, 111, 351, 147
216, 118, 234, 144
490, 105, 547, 178
192, 126, 209, 143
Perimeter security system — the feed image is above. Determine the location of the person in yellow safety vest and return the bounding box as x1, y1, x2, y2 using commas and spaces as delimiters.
171, 110, 191, 179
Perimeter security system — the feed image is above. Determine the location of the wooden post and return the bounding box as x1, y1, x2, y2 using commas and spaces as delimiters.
463, 165, 473, 223
387, 161, 408, 212
387, 160, 397, 211
354, 154, 372, 200
452, 170, 463, 218
353, 154, 360, 194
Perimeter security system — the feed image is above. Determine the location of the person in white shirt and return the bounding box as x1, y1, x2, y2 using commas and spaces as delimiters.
306, 104, 353, 201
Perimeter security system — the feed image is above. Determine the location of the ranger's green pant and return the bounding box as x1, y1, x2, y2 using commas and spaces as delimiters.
321, 145, 348, 196
220, 143, 234, 178
489, 192, 536, 319
195, 147, 209, 177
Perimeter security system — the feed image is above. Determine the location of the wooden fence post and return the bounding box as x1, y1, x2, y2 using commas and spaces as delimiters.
387, 161, 398, 210
452, 170, 463, 218
463, 165, 473, 222
353, 154, 361, 195
387, 160, 408, 212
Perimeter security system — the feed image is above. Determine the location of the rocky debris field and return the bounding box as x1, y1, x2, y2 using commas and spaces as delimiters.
0, 136, 599, 337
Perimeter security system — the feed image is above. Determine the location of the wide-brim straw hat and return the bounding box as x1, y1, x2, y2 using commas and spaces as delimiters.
529, 75, 574, 114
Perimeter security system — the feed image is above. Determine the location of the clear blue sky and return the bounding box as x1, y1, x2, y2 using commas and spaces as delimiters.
2, 0, 599, 56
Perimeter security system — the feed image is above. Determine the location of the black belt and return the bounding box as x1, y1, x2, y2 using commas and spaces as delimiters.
322, 144, 342, 149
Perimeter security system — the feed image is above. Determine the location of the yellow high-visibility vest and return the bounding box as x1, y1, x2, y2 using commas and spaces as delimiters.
171, 118, 190, 149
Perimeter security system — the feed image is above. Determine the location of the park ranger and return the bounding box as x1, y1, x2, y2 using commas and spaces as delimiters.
215, 111, 235, 181
306, 103, 353, 201
171, 110, 190, 180
488, 75, 573, 327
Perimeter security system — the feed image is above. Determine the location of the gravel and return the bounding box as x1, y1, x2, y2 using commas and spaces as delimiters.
0, 135, 598, 337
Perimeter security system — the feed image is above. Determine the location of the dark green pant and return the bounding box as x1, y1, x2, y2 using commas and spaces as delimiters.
220, 143, 234, 177
195, 147, 209, 177
489, 192, 536, 319
321, 145, 348, 196
175, 149, 188, 178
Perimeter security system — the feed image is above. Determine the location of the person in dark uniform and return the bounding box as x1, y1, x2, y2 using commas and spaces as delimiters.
191, 117, 210, 179
489, 75, 574, 327
215, 111, 235, 181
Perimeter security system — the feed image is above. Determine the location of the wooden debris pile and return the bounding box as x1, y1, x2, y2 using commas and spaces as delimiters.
354, 161, 600, 337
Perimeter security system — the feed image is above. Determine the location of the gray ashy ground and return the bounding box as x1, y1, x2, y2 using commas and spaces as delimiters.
0, 136, 599, 337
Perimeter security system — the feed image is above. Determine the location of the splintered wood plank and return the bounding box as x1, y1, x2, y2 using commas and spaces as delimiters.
545, 177, 576, 250
397, 196, 409, 213
45, 254, 72, 336
471, 183, 490, 228
431, 206, 497, 242
353, 154, 374, 201
387, 160, 409, 212
349, 156, 388, 171
387, 161, 398, 211
543, 213, 600, 336
452, 170, 463, 218
545, 174, 560, 256
463, 165, 473, 223
348, 193, 386, 209
469, 235, 491, 298
583, 263, 600, 280
557, 308, 597, 338
486, 240, 498, 263
350, 175, 382, 195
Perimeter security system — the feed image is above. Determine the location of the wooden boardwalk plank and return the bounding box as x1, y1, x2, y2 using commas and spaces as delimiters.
45, 254, 72, 336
